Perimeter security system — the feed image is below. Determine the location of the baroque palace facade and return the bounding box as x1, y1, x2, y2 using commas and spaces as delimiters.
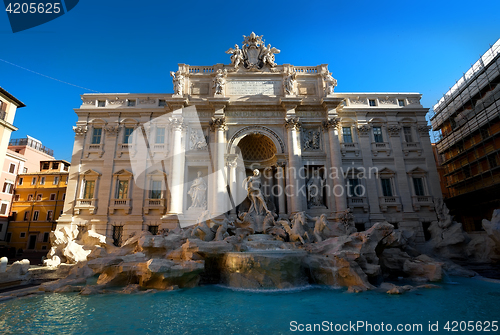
58, 33, 441, 245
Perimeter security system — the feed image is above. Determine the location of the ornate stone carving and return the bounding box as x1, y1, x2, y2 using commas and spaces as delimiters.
227, 32, 281, 70
73, 125, 88, 136
408, 98, 421, 105
350, 97, 367, 105
188, 171, 207, 210
417, 125, 431, 135
322, 72, 337, 95
243, 169, 272, 216
307, 169, 326, 208
357, 125, 371, 136
190, 129, 208, 150
139, 98, 156, 105
323, 117, 340, 130
104, 125, 120, 136
210, 116, 227, 131
109, 98, 125, 105
169, 117, 185, 131
387, 125, 401, 137
303, 128, 321, 151
284, 116, 301, 130
170, 70, 185, 96
379, 97, 396, 105
82, 100, 95, 105
283, 70, 296, 96
229, 126, 285, 154
213, 69, 227, 96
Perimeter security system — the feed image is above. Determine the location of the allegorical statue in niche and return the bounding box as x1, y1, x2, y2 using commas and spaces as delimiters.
225, 44, 244, 68
242, 169, 271, 216
323, 71, 337, 95
307, 169, 325, 208
304, 130, 321, 150
213, 69, 227, 96
170, 70, 184, 96
188, 171, 207, 210
283, 71, 296, 95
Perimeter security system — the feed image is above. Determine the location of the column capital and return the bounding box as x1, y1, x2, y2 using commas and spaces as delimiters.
73, 125, 88, 136
104, 125, 121, 137
210, 116, 227, 131
417, 125, 431, 137
356, 124, 371, 137
284, 116, 301, 130
322, 117, 340, 130
169, 116, 186, 131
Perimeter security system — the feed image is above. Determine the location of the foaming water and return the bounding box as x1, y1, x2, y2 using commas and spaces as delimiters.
0, 277, 499, 334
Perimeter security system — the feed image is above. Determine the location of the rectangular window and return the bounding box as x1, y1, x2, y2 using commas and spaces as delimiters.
403, 127, 413, 142
31, 177, 37, 185
115, 180, 129, 199
52, 162, 59, 170
11, 212, 17, 220
373, 127, 383, 143
127, 99, 136, 107
488, 154, 498, 169
148, 225, 159, 235
150, 180, 162, 199
381, 178, 393, 197
342, 127, 352, 143
33, 211, 39, 221
23, 167, 28, 173
27, 194, 33, 201
47, 211, 53, 221
43, 232, 50, 243
480, 128, 490, 139
14, 194, 20, 201
398, 99, 405, 107
112, 226, 123, 247
0, 203, 7, 215
60, 210, 63, 216
348, 178, 361, 197
9, 163, 16, 173
18, 177, 23, 185
2, 182, 13, 194
50, 194, 56, 201
6, 232, 11, 242
158, 99, 166, 107
65, 176, 68, 185
83, 180, 95, 199
23, 211, 29, 221
64, 164, 69, 171
40, 177, 45, 185
155, 127, 165, 144
97, 100, 106, 107
92, 128, 102, 144
369, 99, 376, 106
62, 193, 66, 201
53, 176, 59, 185
36, 194, 42, 200
413, 177, 425, 196
0, 223, 2, 232
20, 232, 26, 238
123, 127, 134, 144
42, 162, 50, 170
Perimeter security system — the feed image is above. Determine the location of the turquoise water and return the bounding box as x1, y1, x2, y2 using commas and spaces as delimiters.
0, 277, 499, 334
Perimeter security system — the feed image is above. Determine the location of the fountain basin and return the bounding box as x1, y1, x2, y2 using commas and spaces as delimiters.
222, 250, 308, 289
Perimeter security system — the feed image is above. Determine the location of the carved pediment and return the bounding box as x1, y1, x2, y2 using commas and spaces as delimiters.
81, 169, 101, 176
377, 167, 396, 176
113, 169, 133, 176
407, 167, 427, 175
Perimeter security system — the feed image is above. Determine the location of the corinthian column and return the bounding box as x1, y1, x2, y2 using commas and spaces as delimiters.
285, 116, 304, 213
276, 162, 287, 217
168, 117, 186, 214
324, 117, 347, 213
211, 116, 230, 215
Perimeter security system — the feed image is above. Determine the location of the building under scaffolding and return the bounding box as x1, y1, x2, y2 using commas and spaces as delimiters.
431, 39, 500, 231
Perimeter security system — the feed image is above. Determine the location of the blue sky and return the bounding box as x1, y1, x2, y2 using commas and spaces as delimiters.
1, 0, 499, 161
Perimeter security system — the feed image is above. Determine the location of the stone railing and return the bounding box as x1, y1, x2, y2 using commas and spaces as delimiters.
371, 142, 391, 156
144, 198, 165, 215
188, 67, 215, 74
412, 195, 433, 211
402, 142, 422, 156
294, 67, 318, 74
347, 197, 369, 212
75, 198, 97, 214
379, 196, 402, 212
340, 142, 360, 156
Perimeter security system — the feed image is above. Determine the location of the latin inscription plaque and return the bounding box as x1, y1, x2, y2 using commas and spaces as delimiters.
227, 80, 281, 96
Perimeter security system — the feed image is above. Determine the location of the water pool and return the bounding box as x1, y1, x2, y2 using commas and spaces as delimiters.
0, 277, 499, 334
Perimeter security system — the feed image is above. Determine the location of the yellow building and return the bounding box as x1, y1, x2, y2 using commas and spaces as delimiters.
6, 160, 69, 252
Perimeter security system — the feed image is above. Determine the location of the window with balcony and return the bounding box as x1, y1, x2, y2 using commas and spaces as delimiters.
381, 178, 393, 197
150, 180, 162, 199
342, 127, 352, 143
156, 127, 165, 144
348, 178, 362, 197
403, 127, 413, 142
92, 128, 102, 144
373, 127, 383, 143
123, 127, 134, 144
412, 177, 425, 196
83, 180, 95, 199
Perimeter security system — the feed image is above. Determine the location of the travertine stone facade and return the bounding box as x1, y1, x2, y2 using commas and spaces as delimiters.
58, 34, 441, 244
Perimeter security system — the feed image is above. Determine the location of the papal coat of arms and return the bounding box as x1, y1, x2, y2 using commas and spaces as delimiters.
225, 32, 280, 70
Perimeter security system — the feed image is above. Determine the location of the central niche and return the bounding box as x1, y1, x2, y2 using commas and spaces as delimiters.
237, 133, 277, 166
